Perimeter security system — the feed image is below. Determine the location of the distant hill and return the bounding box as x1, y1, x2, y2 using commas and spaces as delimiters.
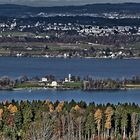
0, 3, 140, 17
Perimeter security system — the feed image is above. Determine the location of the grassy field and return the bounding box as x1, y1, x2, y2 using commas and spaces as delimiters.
0, 31, 35, 37
63, 82, 82, 89
14, 82, 44, 89
0, 40, 109, 52
0, 31, 113, 56
129, 42, 140, 49
125, 84, 140, 88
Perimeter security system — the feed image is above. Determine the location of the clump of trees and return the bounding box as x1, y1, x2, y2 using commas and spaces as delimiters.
0, 100, 139, 140
0, 77, 15, 90
123, 76, 140, 85
82, 79, 122, 90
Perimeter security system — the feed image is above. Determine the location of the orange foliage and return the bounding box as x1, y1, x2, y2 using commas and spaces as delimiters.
10, 105, 18, 113
105, 118, 112, 129
48, 104, 54, 112
105, 107, 113, 129
94, 109, 102, 131
45, 100, 54, 112
0, 109, 3, 119
8, 104, 18, 113
56, 102, 64, 112
74, 105, 81, 111
8, 104, 13, 110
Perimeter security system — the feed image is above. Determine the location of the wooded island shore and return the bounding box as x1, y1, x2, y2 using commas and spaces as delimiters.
0, 75, 140, 91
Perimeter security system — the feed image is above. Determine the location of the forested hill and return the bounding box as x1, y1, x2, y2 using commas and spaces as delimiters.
0, 3, 140, 17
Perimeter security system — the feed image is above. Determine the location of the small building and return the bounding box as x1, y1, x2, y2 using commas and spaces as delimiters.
51, 81, 58, 87
64, 74, 71, 83
41, 77, 48, 82
64, 78, 69, 82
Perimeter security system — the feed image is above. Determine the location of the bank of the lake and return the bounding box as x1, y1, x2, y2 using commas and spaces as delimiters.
12, 83, 140, 91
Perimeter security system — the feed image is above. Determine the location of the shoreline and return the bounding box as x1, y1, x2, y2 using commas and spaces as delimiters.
9, 86, 140, 92
0, 55, 140, 60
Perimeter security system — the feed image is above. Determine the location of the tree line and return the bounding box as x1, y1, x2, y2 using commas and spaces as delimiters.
0, 100, 140, 140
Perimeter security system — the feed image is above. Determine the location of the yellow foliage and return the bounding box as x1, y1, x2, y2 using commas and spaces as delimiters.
74, 105, 81, 111
0, 109, 3, 119
105, 118, 112, 129
10, 105, 18, 113
94, 109, 102, 122
8, 104, 13, 110
8, 104, 18, 113
105, 106, 114, 118
105, 106, 114, 129
94, 109, 102, 131
56, 102, 64, 113
49, 104, 54, 112
45, 100, 54, 112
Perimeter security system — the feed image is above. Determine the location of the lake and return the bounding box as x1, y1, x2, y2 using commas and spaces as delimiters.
0, 89, 140, 104
0, 57, 140, 104
0, 57, 140, 79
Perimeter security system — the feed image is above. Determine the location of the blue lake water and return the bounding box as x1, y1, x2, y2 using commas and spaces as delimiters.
0, 57, 140, 79
0, 57, 140, 104
0, 89, 140, 104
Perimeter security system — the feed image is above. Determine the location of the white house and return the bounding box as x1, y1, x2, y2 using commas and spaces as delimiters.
51, 81, 58, 87
64, 78, 69, 82
41, 77, 48, 82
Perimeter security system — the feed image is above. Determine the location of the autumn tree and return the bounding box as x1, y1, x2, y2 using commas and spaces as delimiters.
94, 108, 102, 138
56, 102, 64, 113
105, 106, 114, 137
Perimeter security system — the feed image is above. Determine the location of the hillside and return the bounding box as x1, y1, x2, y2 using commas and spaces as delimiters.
0, 3, 140, 17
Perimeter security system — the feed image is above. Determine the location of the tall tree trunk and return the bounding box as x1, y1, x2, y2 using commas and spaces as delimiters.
71, 120, 74, 140
137, 125, 140, 140
88, 130, 90, 140
123, 126, 126, 140
98, 129, 100, 140
115, 124, 117, 137
107, 129, 109, 137
67, 115, 71, 140
93, 134, 95, 140
76, 129, 78, 140
132, 126, 136, 139
61, 115, 66, 140
79, 117, 82, 140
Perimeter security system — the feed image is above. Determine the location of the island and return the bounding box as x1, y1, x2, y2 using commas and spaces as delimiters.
0, 74, 140, 91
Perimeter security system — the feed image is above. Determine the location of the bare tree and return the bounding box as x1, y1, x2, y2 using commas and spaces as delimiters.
28, 113, 54, 140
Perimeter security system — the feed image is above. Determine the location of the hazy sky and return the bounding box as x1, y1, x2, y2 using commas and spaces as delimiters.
0, 0, 140, 6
